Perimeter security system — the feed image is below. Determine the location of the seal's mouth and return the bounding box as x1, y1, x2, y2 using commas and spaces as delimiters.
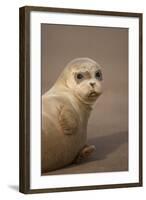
88, 91, 98, 98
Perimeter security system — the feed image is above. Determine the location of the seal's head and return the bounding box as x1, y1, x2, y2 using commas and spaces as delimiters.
56, 58, 103, 105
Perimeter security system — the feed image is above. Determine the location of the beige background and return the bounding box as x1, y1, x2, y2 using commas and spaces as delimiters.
41, 24, 128, 175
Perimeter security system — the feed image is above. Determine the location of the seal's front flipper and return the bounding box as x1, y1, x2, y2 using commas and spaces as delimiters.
58, 105, 78, 135
74, 144, 96, 163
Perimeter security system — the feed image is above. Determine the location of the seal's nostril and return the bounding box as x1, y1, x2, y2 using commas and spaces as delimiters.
90, 82, 95, 87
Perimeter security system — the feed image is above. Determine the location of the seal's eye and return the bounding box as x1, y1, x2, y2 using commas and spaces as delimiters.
77, 73, 84, 79
95, 70, 102, 81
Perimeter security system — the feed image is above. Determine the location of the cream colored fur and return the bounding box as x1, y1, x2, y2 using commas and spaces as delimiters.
41, 58, 102, 172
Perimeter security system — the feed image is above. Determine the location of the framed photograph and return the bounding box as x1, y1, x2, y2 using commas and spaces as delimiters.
19, 6, 143, 194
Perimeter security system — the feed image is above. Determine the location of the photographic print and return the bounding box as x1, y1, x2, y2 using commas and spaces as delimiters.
19, 6, 142, 194
41, 25, 128, 175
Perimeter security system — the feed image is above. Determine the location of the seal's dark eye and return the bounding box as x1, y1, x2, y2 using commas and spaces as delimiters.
77, 73, 84, 79
95, 70, 102, 81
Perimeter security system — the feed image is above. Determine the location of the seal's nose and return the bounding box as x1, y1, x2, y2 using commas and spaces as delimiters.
90, 82, 96, 87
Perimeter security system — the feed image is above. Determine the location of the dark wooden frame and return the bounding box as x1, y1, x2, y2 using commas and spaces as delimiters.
19, 6, 143, 194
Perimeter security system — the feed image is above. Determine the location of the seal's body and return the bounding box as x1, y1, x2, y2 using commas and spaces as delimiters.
42, 58, 103, 172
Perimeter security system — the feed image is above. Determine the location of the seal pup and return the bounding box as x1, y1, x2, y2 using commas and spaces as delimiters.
42, 57, 103, 173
